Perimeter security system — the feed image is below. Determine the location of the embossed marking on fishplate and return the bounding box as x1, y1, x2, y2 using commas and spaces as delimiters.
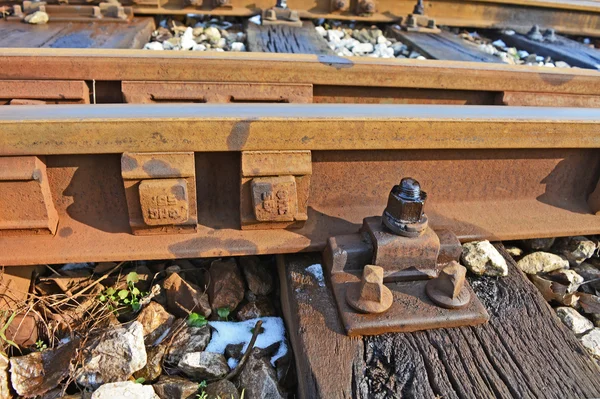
139, 178, 189, 226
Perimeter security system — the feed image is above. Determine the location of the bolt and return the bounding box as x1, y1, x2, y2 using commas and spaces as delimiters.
425, 261, 471, 309
405, 14, 417, 28
412, 0, 424, 15
346, 265, 393, 314
382, 177, 428, 237
333, 0, 346, 10
527, 25, 543, 41
359, 0, 374, 13
426, 18, 436, 29
543, 28, 557, 43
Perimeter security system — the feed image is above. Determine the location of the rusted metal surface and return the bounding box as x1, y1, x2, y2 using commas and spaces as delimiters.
589, 178, 600, 215
4, 0, 598, 36
0, 156, 58, 236
0, 80, 89, 104
122, 82, 313, 104
499, 91, 600, 107
323, 180, 488, 336
2, 104, 600, 154
3, 50, 600, 99
0, 105, 598, 264
121, 152, 198, 235
8, 1, 132, 22
241, 150, 311, 230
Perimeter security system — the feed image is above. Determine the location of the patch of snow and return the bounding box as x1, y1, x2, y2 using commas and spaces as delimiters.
306, 264, 325, 287
227, 357, 238, 369
249, 15, 261, 24
206, 317, 287, 367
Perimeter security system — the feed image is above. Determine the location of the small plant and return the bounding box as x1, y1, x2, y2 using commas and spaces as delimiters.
187, 313, 208, 327
0, 311, 18, 350
134, 377, 145, 384
217, 307, 230, 321
35, 340, 47, 352
196, 380, 208, 399
98, 272, 146, 313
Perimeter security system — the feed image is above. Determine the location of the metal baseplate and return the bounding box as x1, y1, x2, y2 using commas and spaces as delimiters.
400, 0, 441, 33
7, 0, 132, 22
262, 0, 301, 27
323, 177, 489, 336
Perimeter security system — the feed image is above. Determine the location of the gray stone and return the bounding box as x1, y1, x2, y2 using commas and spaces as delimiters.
25, 11, 49, 24
208, 258, 245, 313
580, 328, 600, 359
236, 349, 283, 399
556, 307, 594, 334
236, 297, 276, 321
177, 352, 229, 380
137, 301, 175, 345
516, 252, 568, 274
205, 379, 239, 399
572, 262, 600, 289
557, 236, 597, 266
153, 375, 198, 399
546, 269, 584, 294
0, 354, 9, 399
240, 256, 273, 296
10, 339, 78, 397
134, 345, 166, 382
75, 322, 147, 389
91, 382, 159, 399
225, 343, 244, 360
461, 241, 508, 277
165, 324, 211, 364
520, 237, 555, 251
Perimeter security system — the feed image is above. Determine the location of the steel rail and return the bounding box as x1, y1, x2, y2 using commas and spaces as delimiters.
0, 49, 598, 90
1, 104, 600, 154
0, 103, 598, 265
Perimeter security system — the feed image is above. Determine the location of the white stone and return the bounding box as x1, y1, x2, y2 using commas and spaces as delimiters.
536, 55, 544, 62
555, 61, 571, 68
91, 382, 159, 399
507, 47, 517, 56
337, 48, 353, 57
204, 26, 221, 42
143, 42, 164, 51
181, 37, 195, 51
517, 50, 529, 58
327, 29, 345, 42
376, 35, 387, 45
315, 26, 327, 37
580, 328, 600, 359
461, 241, 508, 277
492, 39, 506, 48
584, 38, 591, 44
231, 42, 246, 52
178, 352, 229, 380
352, 43, 373, 55
416, 55, 427, 60
75, 322, 147, 389
516, 252, 569, 274
556, 307, 594, 334
478, 43, 497, 55
544, 63, 555, 67
192, 44, 207, 51
24, 11, 49, 24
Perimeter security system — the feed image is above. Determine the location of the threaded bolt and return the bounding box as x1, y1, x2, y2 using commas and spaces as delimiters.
399, 177, 421, 200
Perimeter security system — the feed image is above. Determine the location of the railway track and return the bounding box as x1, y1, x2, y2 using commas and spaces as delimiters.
1, 7, 600, 399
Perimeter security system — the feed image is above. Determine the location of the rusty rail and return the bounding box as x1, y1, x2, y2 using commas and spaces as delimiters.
2, 50, 600, 107
0, 103, 598, 265
4, 0, 600, 35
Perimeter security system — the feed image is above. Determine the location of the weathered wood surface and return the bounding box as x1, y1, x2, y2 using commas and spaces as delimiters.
246, 21, 334, 55
500, 32, 600, 70
0, 18, 154, 48
391, 29, 503, 63
279, 245, 600, 399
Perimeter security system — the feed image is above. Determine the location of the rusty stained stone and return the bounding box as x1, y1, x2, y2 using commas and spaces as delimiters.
162, 273, 211, 318
208, 258, 245, 312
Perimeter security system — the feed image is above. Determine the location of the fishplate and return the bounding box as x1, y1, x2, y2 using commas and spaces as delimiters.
0, 157, 59, 236
121, 152, 198, 235
323, 177, 488, 336
121, 82, 312, 104
0, 81, 90, 105
240, 150, 311, 230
